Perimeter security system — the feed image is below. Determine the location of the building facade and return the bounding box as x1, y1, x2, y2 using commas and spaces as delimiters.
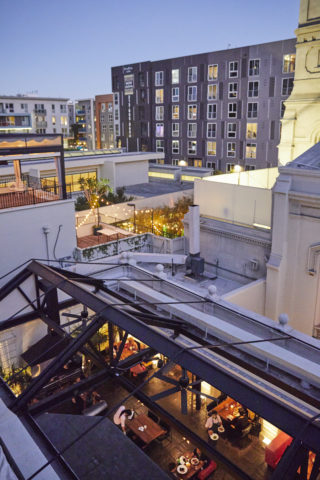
112, 39, 296, 171
0, 96, 70, 137
95, 94, 114, 149
74, 98, 96, 150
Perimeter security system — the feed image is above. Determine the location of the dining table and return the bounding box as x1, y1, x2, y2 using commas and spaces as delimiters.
174, 452, 204, 479
127, 413, 165, 445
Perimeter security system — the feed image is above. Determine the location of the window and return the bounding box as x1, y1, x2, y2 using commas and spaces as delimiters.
207, 84, 217, 100
283, 54, 296, 73
172, 87, 179, 102
247, 102, 258, 118
172, 69, 179, 84
156, 123, 164, 137
246, 143, 257, 158
172, 159, 179, 166
249, 59, 260, 76
208, 64, 218, 81
138, 72, 145, 87
207, 104, 217, 119
228, 83, 238, 98
155, 89, 164, 104
172, 140, 179, 154
21, 103, 28, 111
188, 86, 197, 101
246, 123, 257, 139
115, 124, 120, 136
188, 140, 197, 154
60, 116, 67, 126
114, 93, 119, 105
207, 161, 216, 170
245, 165, 256, 171
227, 123, 237, 138
155, 71, 164, 86
172, 105, 179, 119
248, 81, 259, 97
227, 142, 236, 157
172, 123, 179, 137
156, 140, 164, 152
156, 106, 164, 120
280, 101, 286, 118
226, 163, 235, 172
207, 141, 216, 156
51, 104, 55, 111
5, 103, 14, 112
115, 109, 119, 120
187, 104, 197, 120
228, 103, 237, 118
60, 104, 67, 113
207, 123, 216, 138
108, 112, 113, 122
282, 78, 294, 96
188, 66, 197, 83
52, 115, 56, 126
229, 61, 238, 78
188, 123, 197, 138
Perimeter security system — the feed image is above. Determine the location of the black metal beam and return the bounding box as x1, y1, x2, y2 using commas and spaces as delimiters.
24, 262, 320, 451
0, 267, 32, 301
114, 332, 128, 364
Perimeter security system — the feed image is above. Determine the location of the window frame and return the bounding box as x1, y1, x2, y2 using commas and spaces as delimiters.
248, 59, 260, 76
207, 141, 217, 156
207, 123, 216, 138
155, 71, 164, 86
172, 69, 180, 84
155, 106, 164, 121
207, 104, 217, 120
172, 123, 179, 137
227, 123, 237, 138
188, 66, 198, 83
188, 85, 197, 102
229, 61, 238, 78
228, 103, 237, 118
187, 104, 197, 120
188, 140, 197, 155
156, 139, 164, 152
172, 139, 179, 154
207, 84, 217, 101
155, 89, 164, 104
172, 87, 179, 102
227, 142, 236, 158
172, 105, 180, 120
228, 82, 238, 99
155, 123, 164, 137
187, 123, 197, 138
248, 81, 259, 98
208, 64, 218, 81
247, 102, 258, 119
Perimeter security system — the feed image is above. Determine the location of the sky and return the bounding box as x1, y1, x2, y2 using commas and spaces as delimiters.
1, 0, 300, 101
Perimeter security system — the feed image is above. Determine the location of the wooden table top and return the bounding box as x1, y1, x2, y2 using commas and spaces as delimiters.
216, 397, 240, 422
174, 452, 204, 480
127, 413, 165, 444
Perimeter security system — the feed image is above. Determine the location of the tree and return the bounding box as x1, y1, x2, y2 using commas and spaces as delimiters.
79, 177, 112, 226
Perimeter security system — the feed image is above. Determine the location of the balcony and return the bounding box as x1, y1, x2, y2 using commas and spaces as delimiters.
35, 121, 48, 128
34, 109, 47, 115
76, 110, 85, 115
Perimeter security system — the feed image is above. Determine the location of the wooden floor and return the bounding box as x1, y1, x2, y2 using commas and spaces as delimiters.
77, 232, 130, 248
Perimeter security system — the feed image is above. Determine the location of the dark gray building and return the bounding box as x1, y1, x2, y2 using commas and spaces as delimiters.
111, 38, 296, 172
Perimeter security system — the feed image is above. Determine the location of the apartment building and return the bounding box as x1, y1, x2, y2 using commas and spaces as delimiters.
0, 96, 70, 137
112, 39, 296, 171
75, 98, 96, 150
95, 94, 114, 149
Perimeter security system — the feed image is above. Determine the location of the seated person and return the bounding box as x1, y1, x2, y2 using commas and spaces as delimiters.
231, 408, 250, 431
193, 448, 209, 465
205, 410, 222, 430
168, 462, 177, 478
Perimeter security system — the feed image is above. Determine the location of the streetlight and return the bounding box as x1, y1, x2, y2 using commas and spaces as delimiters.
128, 203, 136, 233
234, 164, 242, 185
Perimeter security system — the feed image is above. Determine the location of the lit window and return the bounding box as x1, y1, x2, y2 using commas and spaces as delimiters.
227, 123, 237, 138
229, 61, 238, 78
246, 143, 256, 158
187, 104, 197, 120
60, 116, 67, 126
52, 116, 56, 126
207, 104, 217, 119
228, 103, 237, 118
156, 139, 164, 152
282, 78, 294, 96
208, 64, 218, 81
155, 71, 164, 86
188, 123, 197, 138
188, 140, 197, 155
247, 102, 258, 118
172, 105, 179, 119
207, 141, 216, 156
155, 89, 164, 104
227, 142, 236, 157
228, 83, 238, 98
172, 158, 179, 166
207, 123, 216, 138
155, 106, 164, 120
283, 54, 296, 73
172, 123, 179, 137
226, 163, 235, 172
207, 84, 217, 100
156, 123, 164, 137
248, 81, 259, 97
249, 59, 260, 76
172, 140, 179, 153
172, 69, 179, 84
188, 66, 197, 83
172, 87, 179, 102
188, 86, 197, 101
246, 123, 257, 139
245, 165, 255, 171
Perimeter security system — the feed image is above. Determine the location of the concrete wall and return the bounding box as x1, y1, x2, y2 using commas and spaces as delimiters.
204, 168, 278, 188
222, 278, 266, 316
194, 178, 272, 228
0, 199, 77, 285
100, 157, 149, 189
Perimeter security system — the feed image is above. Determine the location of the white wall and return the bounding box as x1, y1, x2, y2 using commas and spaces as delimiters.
194, 179, 272, 228
222, 279, 266, 316
0, 199, 77, 285
100, 158, 149, 190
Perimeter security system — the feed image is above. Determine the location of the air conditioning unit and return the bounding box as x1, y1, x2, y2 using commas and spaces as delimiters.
249, 259, 259, 271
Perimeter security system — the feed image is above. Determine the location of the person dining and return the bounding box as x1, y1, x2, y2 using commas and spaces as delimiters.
113, 405, 134, 433
193, 448, 209, 466
205, 410, 222, 430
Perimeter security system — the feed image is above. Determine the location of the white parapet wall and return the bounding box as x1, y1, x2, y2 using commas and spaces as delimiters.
222, 278, 266, 316
0, 199, 77, 285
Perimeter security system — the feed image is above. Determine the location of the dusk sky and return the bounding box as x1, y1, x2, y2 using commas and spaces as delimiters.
2, 0, 300, 100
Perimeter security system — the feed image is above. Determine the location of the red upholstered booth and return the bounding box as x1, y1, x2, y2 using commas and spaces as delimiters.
197, 460, 217, 479
265, 432, 293, 469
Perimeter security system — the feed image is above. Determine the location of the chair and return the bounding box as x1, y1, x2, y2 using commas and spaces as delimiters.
156, 420, 172, 444
197, 460, 217, 479
206, 399, 218, 412
147, 410, 159, 423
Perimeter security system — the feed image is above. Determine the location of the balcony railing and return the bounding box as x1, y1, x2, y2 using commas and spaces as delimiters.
35, 121, 48, 128
34, 109, 47, 115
